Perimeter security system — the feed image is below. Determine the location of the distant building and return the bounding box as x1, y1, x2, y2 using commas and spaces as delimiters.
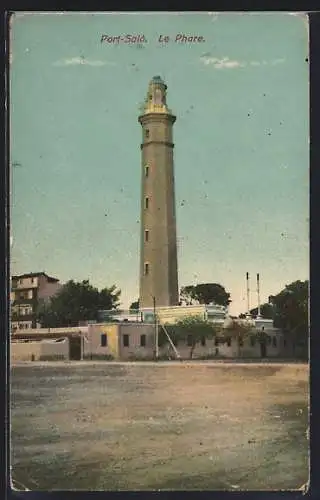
97, 303, 228, 325
11, 272, 62, 330
11, 320, 289, 362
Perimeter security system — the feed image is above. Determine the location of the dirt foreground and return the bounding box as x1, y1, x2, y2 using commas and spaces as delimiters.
11, 361, 309, 491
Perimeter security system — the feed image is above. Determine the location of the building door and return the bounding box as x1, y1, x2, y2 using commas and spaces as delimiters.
69, 336, 81, 360
260, 340, 267, 358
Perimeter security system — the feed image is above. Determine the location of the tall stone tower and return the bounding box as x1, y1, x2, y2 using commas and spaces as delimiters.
138, 76, 179, 309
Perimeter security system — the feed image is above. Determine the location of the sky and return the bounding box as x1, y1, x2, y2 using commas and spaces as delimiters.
10, 11, 309, 315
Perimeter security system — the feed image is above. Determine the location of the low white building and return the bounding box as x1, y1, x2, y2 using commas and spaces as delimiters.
98, 303, 228, 325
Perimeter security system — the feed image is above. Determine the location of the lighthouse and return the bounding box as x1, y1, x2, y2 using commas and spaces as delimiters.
138, 76, 179, 308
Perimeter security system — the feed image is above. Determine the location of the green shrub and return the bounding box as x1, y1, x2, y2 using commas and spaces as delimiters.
127, 354, 154, 361
197, 353, 227, 360
83, 354, 114, 361
39, 354, 66, 361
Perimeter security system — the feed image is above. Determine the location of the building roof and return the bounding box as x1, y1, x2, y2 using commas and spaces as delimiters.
12, 272, 59, 283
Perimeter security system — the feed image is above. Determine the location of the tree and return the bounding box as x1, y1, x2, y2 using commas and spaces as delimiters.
129, 299, 139, 310
180, 283, 231, 307
222, 319, 254, 356
179, 286, 196, 305
249, 303, 274, 319
37, 280, 121, 327
158, 315, 219, 359
269, 280, 308, 356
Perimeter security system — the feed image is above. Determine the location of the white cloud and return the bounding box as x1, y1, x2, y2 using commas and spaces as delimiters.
200, 56, 244, 69
53, 57, 115, 67
201, 56, 285, 69
271, 58, 285, 65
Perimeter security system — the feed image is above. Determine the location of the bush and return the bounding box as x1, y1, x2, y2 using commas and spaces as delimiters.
39, 354, 66, 361
127, 354, 154, 361
197, 353, 226, 360
83, 354, 114, 361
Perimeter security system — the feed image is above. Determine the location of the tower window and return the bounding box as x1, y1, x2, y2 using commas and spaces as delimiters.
145, 230, 149, 242
145, 129, 150, 139
145, 165, 149, 178
145, 197, 149, 209
144, 263, 149, 275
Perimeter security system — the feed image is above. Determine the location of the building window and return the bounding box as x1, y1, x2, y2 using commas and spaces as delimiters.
283, 339, 287, 347
200, 336, 206, 346
187, 334, 193, 347
31, 278, 34, 283
145, 129, 150, 139
123, 334, 129, 347
227, 337, 231, 347
250, 336, 256, 347
144, 263, 149, 275
145, 230, 149, 242
140, 334, 146, 347
145, 197, 149, 209
267, 335, 272, 345
101, 334, 107, 347
238, 338, 244, 347
272, 336, 277, 347
145, 165, 149, 178
214, 337, 219, 346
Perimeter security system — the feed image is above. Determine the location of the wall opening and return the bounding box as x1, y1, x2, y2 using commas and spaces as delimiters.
69, 336, 81, 360
140, 334, 146, 347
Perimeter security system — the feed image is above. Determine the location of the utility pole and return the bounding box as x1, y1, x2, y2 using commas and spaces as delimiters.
80, 331, 83, 361
153, 296, 159, 359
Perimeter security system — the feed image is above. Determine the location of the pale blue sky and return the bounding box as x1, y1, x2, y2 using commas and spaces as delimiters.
10, 12, 309, 314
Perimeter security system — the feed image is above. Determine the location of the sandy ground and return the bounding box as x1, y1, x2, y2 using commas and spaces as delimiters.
10, 361, 309, 491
